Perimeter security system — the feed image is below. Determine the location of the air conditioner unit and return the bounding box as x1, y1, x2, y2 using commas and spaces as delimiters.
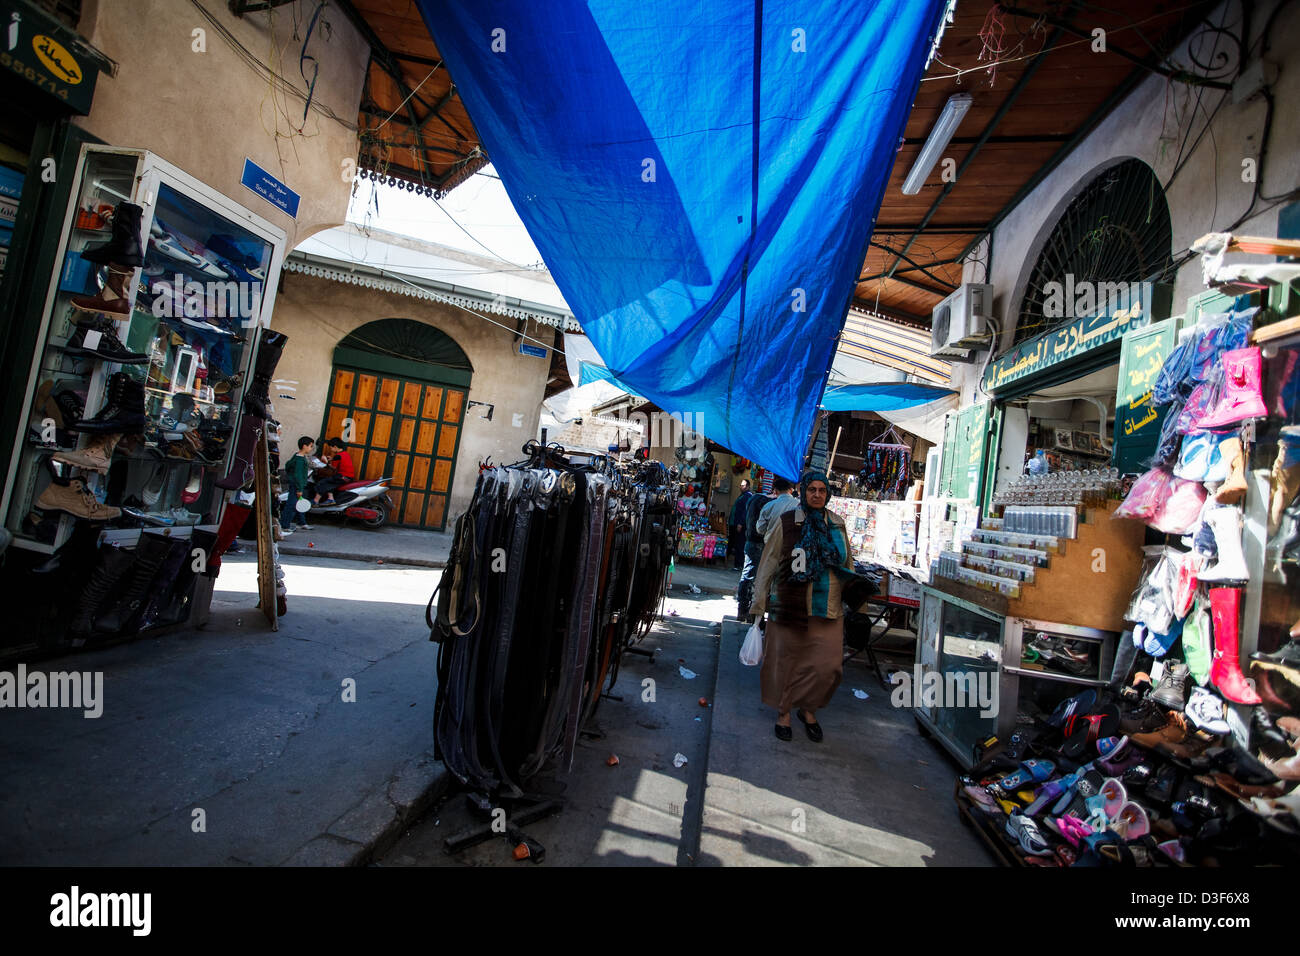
930, 283, 993, 358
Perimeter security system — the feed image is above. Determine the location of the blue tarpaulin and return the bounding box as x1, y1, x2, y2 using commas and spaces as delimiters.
417, 0, 947, 479
821, 382, 954, 412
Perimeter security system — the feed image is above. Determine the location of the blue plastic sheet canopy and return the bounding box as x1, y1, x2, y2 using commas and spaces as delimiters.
417, 0, 947, 479
820, 382, 954, 412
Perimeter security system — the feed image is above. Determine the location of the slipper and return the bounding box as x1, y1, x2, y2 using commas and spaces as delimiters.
1111, 801, 1151, 839
1051, 767, 1102, 816
962, 785, 1001, 815
1052, 813, 1094, 847
1046, 689, 1098, 728
1100, 777, 1128, 819
1006, 813, 1053, 856
1096, 735, 1128, 760
996, 759, 1056, 791
1024, 779, 1071, 816
1053, 843, 1079, 866
1097, 742, 1145, 776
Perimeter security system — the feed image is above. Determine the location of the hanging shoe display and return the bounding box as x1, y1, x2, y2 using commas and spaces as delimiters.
1208, 586, 1263, 705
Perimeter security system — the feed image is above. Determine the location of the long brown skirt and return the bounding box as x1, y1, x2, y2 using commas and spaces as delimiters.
760, 615, 844, 714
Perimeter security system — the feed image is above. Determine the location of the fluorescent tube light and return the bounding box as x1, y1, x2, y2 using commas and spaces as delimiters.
900, 93, 972, 195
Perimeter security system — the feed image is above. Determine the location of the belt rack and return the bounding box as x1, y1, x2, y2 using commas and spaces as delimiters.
429, 442, 678, 861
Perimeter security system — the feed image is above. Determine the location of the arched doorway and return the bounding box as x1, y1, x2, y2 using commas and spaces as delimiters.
321, 319, 472, 531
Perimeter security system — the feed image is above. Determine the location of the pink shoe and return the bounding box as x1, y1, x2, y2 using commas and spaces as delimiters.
1197, 347, 1268, 429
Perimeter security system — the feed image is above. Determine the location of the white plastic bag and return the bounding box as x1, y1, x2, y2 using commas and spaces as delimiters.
739, 620, 764, 666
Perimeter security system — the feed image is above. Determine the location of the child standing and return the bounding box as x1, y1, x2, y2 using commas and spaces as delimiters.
280, 436, 316, 535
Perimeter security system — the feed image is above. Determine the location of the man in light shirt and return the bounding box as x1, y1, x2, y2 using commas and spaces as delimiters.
756, 476, 798, 540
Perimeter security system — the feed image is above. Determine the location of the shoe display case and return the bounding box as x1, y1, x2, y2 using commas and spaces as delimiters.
1, 144, 286, 554
914, 585, 1016, 768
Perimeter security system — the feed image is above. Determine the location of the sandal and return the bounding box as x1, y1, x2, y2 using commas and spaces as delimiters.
796, 709, 823, 743
996, 758, 1055, 791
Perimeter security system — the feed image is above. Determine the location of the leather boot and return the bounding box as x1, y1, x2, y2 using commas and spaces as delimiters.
1214, 436, 1248, 505
71, 373, 147, 434
214, 414, 262, 489
53, 433, 122, 474
136, 536, 193, 630
68, 544, 136, 645
95, 531, 174, 634
1269, 434, 1300, 535
1209, 586, 1263, 705
70, 266, 137, 317
1200, 506, 1248, 583
81, 202, 145, 267
1197, 348, 1268, 429
241, 329, 287, 420
208, 502, 253, 570
150, 528, 217, 625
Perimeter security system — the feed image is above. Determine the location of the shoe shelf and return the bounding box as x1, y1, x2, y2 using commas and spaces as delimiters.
7, 145, 285, 558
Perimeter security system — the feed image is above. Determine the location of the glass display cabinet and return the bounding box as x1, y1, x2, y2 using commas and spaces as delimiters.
2, 145, 286, 553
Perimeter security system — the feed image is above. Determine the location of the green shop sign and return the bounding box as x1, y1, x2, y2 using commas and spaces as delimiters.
984, 282, 1172, 395
0, 0, 107, 114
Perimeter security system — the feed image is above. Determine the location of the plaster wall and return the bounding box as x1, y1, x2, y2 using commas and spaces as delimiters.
955, 0, 1300, 405
270, 272, 552, 522
73, 0, 367, 245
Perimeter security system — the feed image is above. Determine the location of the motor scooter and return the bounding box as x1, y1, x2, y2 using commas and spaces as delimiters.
285, 477, 394, 528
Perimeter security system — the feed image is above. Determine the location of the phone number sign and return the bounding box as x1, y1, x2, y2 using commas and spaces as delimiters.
1, 0, 99, 114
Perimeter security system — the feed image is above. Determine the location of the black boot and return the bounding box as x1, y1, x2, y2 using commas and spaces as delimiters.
65, 315, 148, 363
72, 373, 147, 434
95, 531, 174, 634
136, 536, 193, 630
68, 544, 136, 645
214, 414, 262, 490
81, 202, 145, 268
241, 329, 288, 420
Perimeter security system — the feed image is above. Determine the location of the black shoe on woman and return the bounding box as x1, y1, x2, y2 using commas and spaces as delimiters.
774, 723, 793, 741
797, 709, 824, 743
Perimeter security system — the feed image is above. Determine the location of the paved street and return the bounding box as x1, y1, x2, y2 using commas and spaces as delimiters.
0, 553, 446, 866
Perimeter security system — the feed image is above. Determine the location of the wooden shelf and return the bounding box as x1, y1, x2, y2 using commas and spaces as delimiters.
1004, 499, 1144, 632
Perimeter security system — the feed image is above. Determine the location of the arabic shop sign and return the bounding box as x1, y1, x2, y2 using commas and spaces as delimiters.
983, 282, 1170, 394
1, 0, 98, 113
1112, 317, 1177, 473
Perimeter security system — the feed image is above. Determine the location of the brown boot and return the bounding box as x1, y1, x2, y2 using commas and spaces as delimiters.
1215, 436, 1248, 505
53, 433, 122, 474
35, 477, 121, 520
70, 265, 135, 316
1269, 444, 1300, 535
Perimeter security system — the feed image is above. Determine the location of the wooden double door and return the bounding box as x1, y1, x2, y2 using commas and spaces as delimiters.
322, 367, 465, 530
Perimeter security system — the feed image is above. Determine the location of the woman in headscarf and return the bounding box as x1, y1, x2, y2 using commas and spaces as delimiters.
751, 470, 855, 742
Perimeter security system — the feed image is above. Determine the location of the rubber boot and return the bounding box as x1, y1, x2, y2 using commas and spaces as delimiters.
207, 503, 253, 571
1197, 348, 1268, 429
1199, 506, 1249, 583
214, 414, 262, 489
81, 202, 144, 267
1214, 436, 1247, 505
68, 544, 136, 645
242, 329, 288, 420
1209, 586, 1263, 705
95, 531, 174, 634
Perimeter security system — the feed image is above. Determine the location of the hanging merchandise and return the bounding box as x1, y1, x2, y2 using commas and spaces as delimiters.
427, 442, 677, 800
859, 425, 912, 499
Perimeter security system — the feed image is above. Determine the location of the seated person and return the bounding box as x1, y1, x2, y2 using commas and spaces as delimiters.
313, 437, 357, 504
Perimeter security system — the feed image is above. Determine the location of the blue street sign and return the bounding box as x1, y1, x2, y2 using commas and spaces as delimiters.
519, 343, 547, 358
240, 158, 300, 218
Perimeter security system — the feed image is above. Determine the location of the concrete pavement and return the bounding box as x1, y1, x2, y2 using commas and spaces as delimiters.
275, 523, 453, 568
0, 553, 449, 866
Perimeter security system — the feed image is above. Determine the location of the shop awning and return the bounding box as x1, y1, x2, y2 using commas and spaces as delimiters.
416, 0, 948, 479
